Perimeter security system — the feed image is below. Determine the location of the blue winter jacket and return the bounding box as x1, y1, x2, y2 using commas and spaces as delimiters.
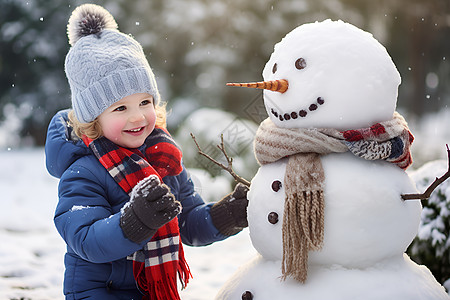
45, 110, 227, 299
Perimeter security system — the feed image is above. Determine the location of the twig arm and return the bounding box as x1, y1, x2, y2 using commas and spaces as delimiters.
191, 133, 251, 187
402, 144, 450, 200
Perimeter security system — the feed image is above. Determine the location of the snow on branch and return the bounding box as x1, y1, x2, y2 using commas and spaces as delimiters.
190, 133, 251, 187
402, 144, 450, 201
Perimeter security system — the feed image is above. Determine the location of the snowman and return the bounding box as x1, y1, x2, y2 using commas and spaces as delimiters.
217, 20, 449, 300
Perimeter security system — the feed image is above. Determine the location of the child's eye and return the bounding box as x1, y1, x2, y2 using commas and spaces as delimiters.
113, 105, 126, 112
140, 99, 152, 106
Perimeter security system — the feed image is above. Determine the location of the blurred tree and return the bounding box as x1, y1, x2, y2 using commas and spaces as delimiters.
0, 0, 73, 146
387, 0, 450, 116
0, 0, 448, 147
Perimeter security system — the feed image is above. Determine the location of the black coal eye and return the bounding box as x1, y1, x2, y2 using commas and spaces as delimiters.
295, 58, 306, 70
272, 63, 278, 74
271, 180, 282, 192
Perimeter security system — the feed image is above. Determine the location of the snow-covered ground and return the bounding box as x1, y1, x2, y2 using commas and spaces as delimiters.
0, 148, 256, 300
1, 107, 450, 299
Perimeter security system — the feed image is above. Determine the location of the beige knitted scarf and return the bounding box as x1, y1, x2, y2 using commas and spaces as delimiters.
253, 112, 413, 283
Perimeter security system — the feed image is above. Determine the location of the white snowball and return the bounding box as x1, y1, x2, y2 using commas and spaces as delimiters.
247, 153, 422, 267
262, 19, 400, 130
247, 159, 287, 260
313, 153, 421, 267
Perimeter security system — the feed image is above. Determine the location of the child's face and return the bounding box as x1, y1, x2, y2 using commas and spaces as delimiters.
97, 93, 156, 148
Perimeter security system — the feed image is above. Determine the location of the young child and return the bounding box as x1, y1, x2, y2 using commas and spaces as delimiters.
45, 4, 248, 300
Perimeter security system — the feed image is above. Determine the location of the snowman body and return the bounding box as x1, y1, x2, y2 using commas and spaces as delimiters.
216, 153, 449, 299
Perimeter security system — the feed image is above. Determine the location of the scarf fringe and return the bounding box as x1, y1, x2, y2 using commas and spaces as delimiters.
140, 274, 180, 300
137, 256, 192, 300
282, 190, 324, 283
178, 243, 193, 289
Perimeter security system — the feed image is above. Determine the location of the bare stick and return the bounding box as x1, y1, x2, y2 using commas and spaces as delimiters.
402, 144, 450, 200
191, 133, 251, 187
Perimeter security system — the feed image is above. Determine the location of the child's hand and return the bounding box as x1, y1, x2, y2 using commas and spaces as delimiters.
210, 183, 249, 236
120, 175, 181, 243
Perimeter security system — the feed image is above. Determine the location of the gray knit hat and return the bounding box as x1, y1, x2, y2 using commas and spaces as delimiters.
65, 4, 160, 123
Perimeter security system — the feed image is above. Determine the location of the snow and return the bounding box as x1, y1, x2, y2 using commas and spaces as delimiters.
70, 205, 90, 211
216, 254, 448, 300
246, 153, 422, 267
187, 168, 231, 203
0, 149, 64, 300
409, 111, 450, 168
0, 148, 256, 300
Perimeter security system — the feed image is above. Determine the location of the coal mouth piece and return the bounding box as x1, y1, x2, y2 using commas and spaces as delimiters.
270, 97, 325, 121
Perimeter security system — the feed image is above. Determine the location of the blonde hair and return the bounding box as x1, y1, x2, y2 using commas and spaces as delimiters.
68, 102, 168, 140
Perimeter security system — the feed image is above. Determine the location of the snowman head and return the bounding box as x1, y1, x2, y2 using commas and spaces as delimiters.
228, 19, 401, 130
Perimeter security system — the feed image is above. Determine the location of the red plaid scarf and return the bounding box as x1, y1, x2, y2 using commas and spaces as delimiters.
340, 112, 414, 169
82, 127, 191, 299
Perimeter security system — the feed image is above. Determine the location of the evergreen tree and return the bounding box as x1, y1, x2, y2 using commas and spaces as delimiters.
409, 160, 450, 288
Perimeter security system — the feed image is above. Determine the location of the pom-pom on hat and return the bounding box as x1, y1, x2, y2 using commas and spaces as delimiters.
65, 4, 160, 123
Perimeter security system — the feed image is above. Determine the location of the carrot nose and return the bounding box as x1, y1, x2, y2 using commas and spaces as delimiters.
226, 79, 289, 94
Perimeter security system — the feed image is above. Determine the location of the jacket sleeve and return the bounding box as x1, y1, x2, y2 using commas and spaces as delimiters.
54, 161, 148, 263
167, 167, 228, 246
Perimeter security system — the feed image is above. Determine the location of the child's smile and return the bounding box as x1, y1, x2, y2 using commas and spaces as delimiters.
124, 126, 146, 135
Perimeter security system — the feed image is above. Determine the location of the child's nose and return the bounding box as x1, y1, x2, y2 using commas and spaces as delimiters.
129, 111, 145, 123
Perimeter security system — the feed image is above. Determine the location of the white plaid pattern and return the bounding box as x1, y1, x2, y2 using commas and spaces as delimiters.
109, 164, 125, 179
145, 236, 179, 267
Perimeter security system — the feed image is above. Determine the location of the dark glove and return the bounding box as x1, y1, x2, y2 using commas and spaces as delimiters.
210, 183, 249, 236
120, 175, 181, 244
